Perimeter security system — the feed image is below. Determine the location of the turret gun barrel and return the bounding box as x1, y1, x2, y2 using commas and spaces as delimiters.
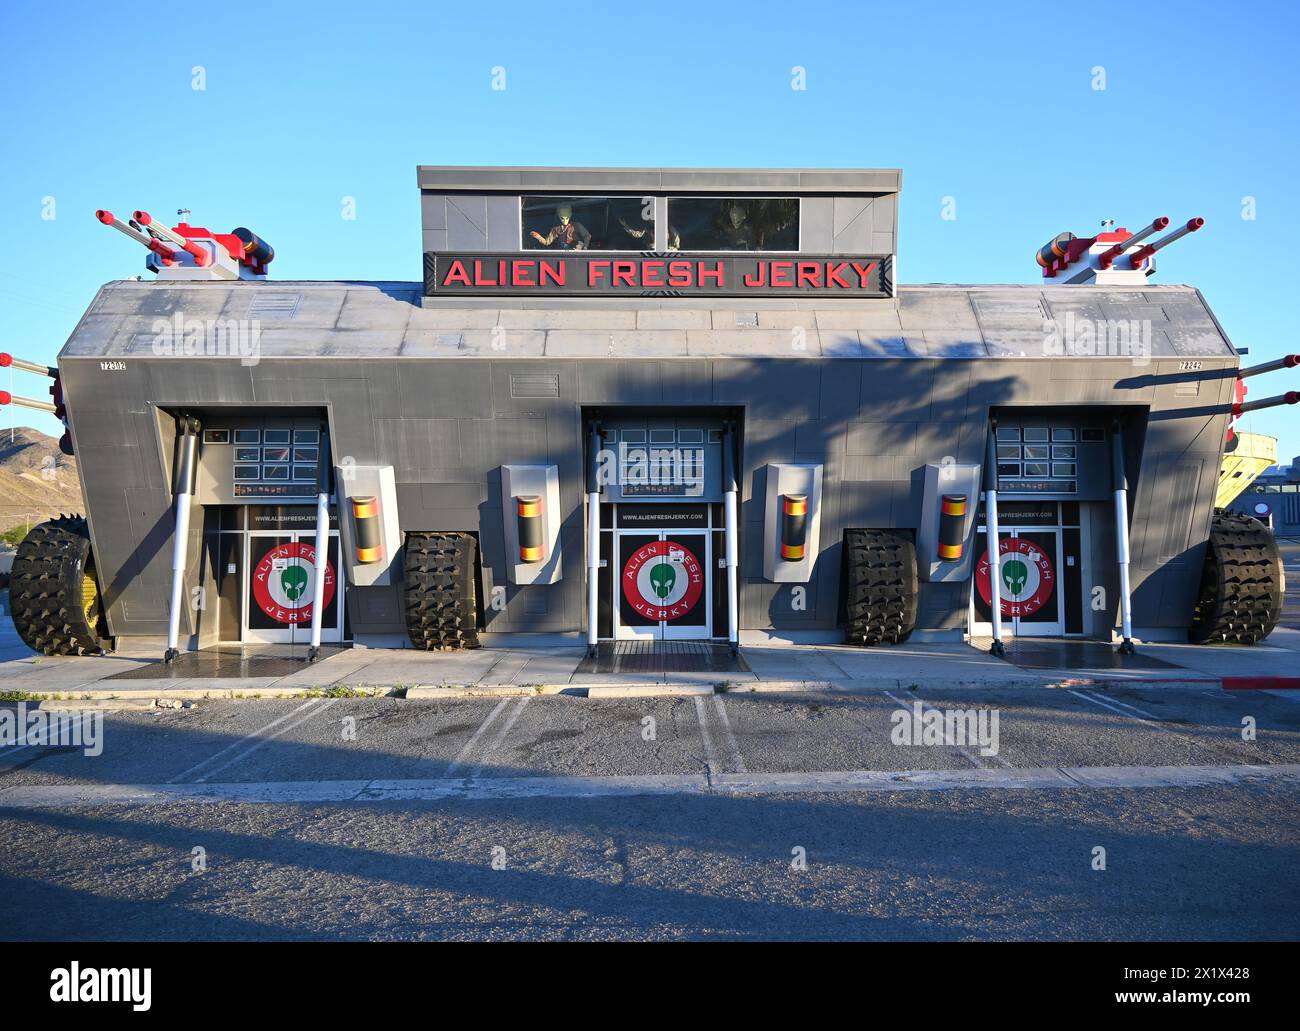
1128, 217, 1204, 269
1099, 216, 1169, 269
1239, 354, 1300, 378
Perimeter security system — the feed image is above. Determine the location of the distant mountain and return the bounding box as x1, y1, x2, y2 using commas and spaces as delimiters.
0, 427, 83, 535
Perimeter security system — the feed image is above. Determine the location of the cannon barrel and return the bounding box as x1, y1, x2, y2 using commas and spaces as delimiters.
0, 390, 58, 415
233, 227, 274, 267
1234, 390, 1299, 416
132, 209, 211, 267
0, 353, 56, 377
96, 209, 179, 263
1098, 216, 1170, 269
1128, 217, 1204, 269
1239, 354, 1300, 378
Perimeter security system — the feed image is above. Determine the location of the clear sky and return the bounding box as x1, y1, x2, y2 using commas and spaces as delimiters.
2, 0, 1296, 462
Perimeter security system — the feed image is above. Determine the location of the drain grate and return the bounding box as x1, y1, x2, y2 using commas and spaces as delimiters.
577, 641, 748, 676
106, 646, 344, 680
987, 640, 1181, 672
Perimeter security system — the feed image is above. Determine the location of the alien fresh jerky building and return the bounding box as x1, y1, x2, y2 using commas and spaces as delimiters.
8, 166, 1289, 662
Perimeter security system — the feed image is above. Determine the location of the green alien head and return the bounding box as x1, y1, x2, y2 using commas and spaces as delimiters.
650, 562, 677, 599
1001, 558, 1029, 595
281, 563, 309, 602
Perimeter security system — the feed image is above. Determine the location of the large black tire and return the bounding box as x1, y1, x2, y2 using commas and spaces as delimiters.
404, 532, 480, 650
1189, 510, 1284, 645
9, 516, 109, 656
844, 529, 919, 645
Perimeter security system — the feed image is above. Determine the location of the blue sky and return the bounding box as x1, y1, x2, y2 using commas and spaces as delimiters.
1, 0, 1296, 460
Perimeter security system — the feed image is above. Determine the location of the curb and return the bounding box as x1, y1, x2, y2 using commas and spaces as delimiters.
1221, 676, 1300, 691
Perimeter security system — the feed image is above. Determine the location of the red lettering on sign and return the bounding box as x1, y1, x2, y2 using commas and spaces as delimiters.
851, 261, 877, 287
797, 262, 822, 289
512, 260, 535, 287
540, 260, 564, 286
668, 260, 693, 287
698, 261, 725, 286
613, 260, 636, 287
826, 262, 851, 289
742, 264, 766, 288
588, 260, 611, 286
770, 261, 794, 288
443, 260, 471, 287
641, 260, 666, 287
473, 260, 498, 287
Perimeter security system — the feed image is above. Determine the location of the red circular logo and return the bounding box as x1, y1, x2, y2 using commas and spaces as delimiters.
252, 542, 335, 624
622, 540, 704, 621
976, 537, 1055, 617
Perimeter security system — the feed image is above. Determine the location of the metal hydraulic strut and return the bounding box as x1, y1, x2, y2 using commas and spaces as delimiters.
1111, 421, 1136, 654
164, 415, 201, 663
723, 424, 740, 655
586, 423, 603, 658
983, 423, 1006, 657
307, 425, 334, 662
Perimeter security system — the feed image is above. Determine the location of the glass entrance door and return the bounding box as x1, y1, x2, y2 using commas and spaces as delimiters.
616, 531, 710, 640
972, 529, 1065, 637
245, 531, 343, 644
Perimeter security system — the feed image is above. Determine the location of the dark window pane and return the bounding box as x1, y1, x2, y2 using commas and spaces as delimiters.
668, 198, 799, 251
522, 196, 652, 251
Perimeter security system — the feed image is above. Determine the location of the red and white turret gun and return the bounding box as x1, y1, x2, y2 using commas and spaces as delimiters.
95, 208, 274, 281
1225, 353, 1300, 451
1036, 215, 1203, 285
0, 351, 73, 454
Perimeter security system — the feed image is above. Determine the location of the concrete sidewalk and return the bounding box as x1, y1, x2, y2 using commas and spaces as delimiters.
2, 611, 1296, 700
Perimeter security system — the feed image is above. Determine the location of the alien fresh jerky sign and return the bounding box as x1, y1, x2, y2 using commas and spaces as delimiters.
975, 538, 1056, 617
622, 540, 705, 621
252, 542, 336, 624
424, 252, 893, 298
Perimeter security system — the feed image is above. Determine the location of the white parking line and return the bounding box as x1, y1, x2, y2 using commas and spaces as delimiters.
445, 699, 511, 778
692, 695, 722, 781
1069, 689, 1159, 721
191, 700, 338, 784
168, 700, 326, 784
470, 697, 531, 777
712, 696, 747, 774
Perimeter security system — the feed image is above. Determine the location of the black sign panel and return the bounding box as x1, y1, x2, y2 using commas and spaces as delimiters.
977, 502, 1059, 527
248, 506, 340, 530
617, 503, 710, 528
424, 252, 892, 298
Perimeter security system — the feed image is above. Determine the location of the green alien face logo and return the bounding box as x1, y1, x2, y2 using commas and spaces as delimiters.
280, 563, 309, 601
1002, 558, 1028, 595
650, 562, 677, 599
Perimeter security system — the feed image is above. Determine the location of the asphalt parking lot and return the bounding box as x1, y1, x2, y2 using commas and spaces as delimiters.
2, 682, 1299, 940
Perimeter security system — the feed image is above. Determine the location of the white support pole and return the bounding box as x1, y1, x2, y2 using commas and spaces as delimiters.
585, 425, 603, 657
308, 428, 333, 662
308, 489, 330, 659
1111, 423, 1136, 653
983, 426, 1006, 657
164, 417, 199, 663
725, 488, 740, 649
723, 428, 740, 653
587, 490, 601, 654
